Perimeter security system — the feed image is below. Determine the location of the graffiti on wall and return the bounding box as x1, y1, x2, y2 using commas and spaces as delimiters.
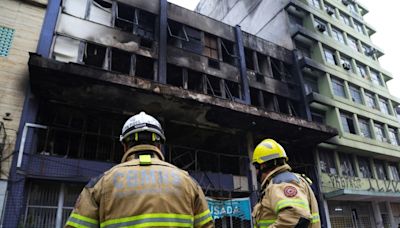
321, 173, 400, 193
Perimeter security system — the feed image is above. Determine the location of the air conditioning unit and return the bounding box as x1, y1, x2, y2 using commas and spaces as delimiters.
317, 24, 326, 32
342, 62, 351, 70
326, 8, 335, 15
366, 48, 376, 56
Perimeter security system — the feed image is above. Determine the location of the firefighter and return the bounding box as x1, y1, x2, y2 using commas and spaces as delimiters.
251, 139, 320, 228
65, 111, 214, 228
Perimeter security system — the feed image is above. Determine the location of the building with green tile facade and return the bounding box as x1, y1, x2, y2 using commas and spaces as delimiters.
197, 0, 400, 227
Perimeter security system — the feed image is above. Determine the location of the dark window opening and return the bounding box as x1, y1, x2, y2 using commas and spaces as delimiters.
135, 55, 154, 80
83, 43, 106, 68
167, 64, 183, 87
340, 112, 356, 134
208, 58, 220, 69
271, 58, 283, 80
224, 80, 240, 100
187, 70, 203, 93
250, 88, 261, 107
311, 110, 325, 124
111, 48, 131, 74
115, 2, 135, 32
94, 0, 111, 8
257, 53, 270, 76
263, 92, 276, 112
182, 26, 202, 54
220, 155, 240, 175
167, 20, 187, 46
244, 48, 254, 70
35, 103, 125, 163
206, 75, 222, 97
135, 10, 155, 40
277, 96, 289, 114
256, 73, 264, 83
139, 38, 153, 49
221, 39, 236, 65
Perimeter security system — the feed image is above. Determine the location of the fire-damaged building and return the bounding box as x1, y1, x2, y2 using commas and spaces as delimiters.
2, 0, 337, 227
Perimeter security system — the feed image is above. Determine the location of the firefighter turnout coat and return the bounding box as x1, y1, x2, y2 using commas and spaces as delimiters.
65, 145, 214, 228
252, 164, 321, 228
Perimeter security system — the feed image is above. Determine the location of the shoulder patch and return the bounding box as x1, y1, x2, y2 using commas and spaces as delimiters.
283, 186, 297, 197
272, 171, 299, 184
85, 173, 104, 188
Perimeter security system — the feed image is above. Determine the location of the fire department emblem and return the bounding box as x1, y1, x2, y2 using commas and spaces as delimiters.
283, 186, 297, 197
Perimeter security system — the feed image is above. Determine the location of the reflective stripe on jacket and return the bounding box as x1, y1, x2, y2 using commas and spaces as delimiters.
65, 145, 213, 228
252, 164, 321, 228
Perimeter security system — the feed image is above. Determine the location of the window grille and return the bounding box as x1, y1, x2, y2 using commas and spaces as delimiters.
0, 26, 14, 57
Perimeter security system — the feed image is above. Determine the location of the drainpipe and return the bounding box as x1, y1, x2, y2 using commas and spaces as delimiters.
234, 25, 250, 104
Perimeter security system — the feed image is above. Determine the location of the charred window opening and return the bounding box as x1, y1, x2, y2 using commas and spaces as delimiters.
250, 88, 262, 107
206, 75, 222, 97
167, 64, 183, 87
94, 0, 111, 8
244, 48, 254, 70
203, 33, 218, 59
83, 43, 106, 68
182, 26, 202, 54
135, 10, 155, 40
111, 48, 131, 74
35, 103, 124, 163
271, 58, 283, 81
224, 80, 240, 100
277, 96, 289, 114
263, 92, 276, 112
114, 3, 155, 39
139, 38, 153, 49
115, 2, 135, 32
135, 55, 154, 80
257, 53, 271, 76
187, 70, 204, 93
256, 73, 264, 83
208, 58, 220, 69
221, 39, 236, 66
287, 100, 299, 116
167, 20, 187, 46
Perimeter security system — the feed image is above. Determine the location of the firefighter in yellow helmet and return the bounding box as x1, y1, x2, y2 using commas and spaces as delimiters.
251, 139, 320, 228
65, 111, 214, 228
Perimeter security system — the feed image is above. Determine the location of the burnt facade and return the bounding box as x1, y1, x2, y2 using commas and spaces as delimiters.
2, 0, 336, 227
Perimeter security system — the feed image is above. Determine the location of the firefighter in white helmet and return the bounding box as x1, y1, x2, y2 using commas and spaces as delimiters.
251, 139, 320, 228
65, 111, 214, 228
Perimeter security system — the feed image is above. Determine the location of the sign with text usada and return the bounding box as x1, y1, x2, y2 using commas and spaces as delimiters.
206, 197, 251, 220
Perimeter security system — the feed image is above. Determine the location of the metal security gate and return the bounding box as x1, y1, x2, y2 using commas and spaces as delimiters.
329, 201, 375, 228
214, 217, 251, 228
22, 181, 83, 228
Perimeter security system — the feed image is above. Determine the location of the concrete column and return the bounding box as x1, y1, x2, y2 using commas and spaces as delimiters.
386, 202, 396, 228
370, 157, 378, 179
334, 150, 342, 176
372, 201, 384, 228
353, 154, 361, 177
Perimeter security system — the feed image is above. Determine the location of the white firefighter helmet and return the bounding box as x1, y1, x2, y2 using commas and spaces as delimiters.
120, 111, 166, 143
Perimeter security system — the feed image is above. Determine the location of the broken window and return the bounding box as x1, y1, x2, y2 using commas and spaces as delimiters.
89, 0, 112, 26
319, 149, 337, 174
114, 2, 155, 39
205, 75, 222, 97
244, 48, 254, 70
167, 20, 202, 54
181, 26, 202, 54
115, 2, 135, 32
304, 75, 319, 95
167, 64, 183, 87
111, 48, 131, 74
276, 96, 290, 114
257, 53, 271, 77
207, 58, 220, 69
224, 80, 240, 100
311, 109, 325, 124
203, 33, 218, 59
83, 42, 106, 68
135, 54, 154, 80
271, 58, 283, 80
358, 156, 372, 178
250, 88, 262, 107
263, 92, 277, 112
221, 38, 236, 65
340, 112, 356, 134
36, 103, 125, 163
187, 69, 204, 93
339, 153, 355, 176
167, 20, 188, 45
375, 160, 387, 180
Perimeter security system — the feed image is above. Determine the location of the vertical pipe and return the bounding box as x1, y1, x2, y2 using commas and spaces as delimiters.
37, 0, 62, 57
158, 0, 168, 84
55, 184, 65, 228
234, 25, 250, 104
